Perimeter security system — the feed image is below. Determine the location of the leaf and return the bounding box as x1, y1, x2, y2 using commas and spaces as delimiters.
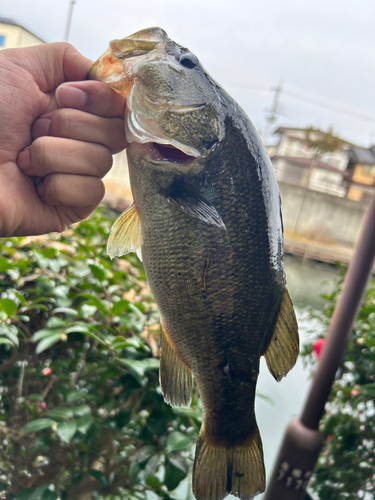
22, 485, 58, 500
26, 485, 58, 500
119, 357, 160, 383
166, 431, 192, 452
1, 298, 17, 316
111, 299, 130, 315
76, 414, 94, 434
0, 338, 13, 346
89, 469, 110, 487
56, 420, 77, 443
133, 445, 158, 465
22, 419, 56, 433
46, 317, 66, 329
164, 456, 189, 491
53, 285, 70, 298
32, 329, 59, 342
70, 404, 91, 416
0, 256, 11, 272
15, 488, 37, 500
65, 325, 90, 335
144, 453, 160, 481
66, 390, 85, 403
28, 394, 44, 402
0, 324, 19, 347
78, 294, 107, 314
40, 490, 58, 500
45, 408, 74, 420
20, 303, 49, 312
52, 307, 78, 315
89, 264, 106, 282
36, 334, 61, 354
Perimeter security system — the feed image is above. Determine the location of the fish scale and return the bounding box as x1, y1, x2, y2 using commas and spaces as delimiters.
89, 27, 299, 500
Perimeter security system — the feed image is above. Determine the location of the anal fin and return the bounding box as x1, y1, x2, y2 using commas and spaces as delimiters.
264, 288, 299, 382
159, 322, 192, 407
193, 423, 265, 500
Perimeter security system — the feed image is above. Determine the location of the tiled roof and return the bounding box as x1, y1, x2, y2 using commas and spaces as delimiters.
350, 145, 375, 165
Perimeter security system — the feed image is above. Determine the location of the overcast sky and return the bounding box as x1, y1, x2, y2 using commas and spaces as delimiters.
2, 0, 375, 146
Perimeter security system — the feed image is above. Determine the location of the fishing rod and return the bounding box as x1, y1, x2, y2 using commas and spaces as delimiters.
263, 189, 375, 500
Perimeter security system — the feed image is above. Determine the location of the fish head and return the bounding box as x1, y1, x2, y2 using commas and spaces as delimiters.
88, 27, 225, 169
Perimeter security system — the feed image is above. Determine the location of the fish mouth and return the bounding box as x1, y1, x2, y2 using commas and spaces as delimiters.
125, 105, 202, 164
128, 141, 197, 166
151, 143, 196, 165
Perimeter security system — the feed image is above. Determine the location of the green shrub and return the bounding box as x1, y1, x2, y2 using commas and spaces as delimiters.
0, 208, 201, 500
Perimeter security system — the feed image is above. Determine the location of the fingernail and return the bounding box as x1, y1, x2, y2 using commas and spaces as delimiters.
56, 85, 88, 108
32, 118, 51, 138
18, 149, 30, 171
37, 181, 45, 198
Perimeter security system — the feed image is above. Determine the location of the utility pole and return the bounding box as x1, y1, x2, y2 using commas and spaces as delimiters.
264, 80, 283, 146
64, 0, 76, 42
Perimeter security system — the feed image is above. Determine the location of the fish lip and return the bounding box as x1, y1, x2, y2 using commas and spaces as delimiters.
128, 141, 198, 167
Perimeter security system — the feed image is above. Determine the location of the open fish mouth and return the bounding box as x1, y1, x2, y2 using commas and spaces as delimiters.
125, 105, 201, 165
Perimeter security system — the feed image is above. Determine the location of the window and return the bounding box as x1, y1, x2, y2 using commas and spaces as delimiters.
0, 35, 6, 47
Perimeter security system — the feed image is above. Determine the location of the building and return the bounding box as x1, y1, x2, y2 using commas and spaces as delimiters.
268, 126, 375, 250
0, 17, 45, 49
346, 145, 375, 203
269, 127, 351, 197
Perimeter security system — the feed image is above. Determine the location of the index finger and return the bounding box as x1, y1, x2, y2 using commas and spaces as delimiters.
56, 80, 126, 118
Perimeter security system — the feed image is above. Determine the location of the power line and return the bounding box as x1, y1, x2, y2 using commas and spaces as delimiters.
282, 88, 375, 125
225, 81, 375, 125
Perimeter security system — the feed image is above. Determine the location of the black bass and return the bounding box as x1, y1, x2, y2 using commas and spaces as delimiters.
88, 27, 299, 500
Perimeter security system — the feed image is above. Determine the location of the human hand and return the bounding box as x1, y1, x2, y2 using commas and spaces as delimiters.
0, 42, 127, 237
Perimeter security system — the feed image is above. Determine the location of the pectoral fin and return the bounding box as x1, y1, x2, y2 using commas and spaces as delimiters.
159, 321, 192, 407
263, 288, 299, 382
106, 203, 143, 259
166, 181, 226, 230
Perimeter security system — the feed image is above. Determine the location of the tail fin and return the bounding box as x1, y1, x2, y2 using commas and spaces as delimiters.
193, 424, 265, 500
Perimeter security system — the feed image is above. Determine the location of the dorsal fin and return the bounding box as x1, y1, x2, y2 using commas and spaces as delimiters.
106, 203, 143, 259
263, 288, 299, 382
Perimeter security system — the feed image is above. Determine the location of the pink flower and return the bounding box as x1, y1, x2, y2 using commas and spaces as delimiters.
327, 435, 332, 441
41, 367, 52, 376
36, 401, 46, 413
350, 385, 360, 397
313, 338, 326, 359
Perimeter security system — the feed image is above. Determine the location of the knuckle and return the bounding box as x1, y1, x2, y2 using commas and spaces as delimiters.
51, 108, 74, 138
30, 137, 49, 172
98, 146, 113, 175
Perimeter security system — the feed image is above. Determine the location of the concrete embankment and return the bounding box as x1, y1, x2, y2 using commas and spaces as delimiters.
279, 181, 373, 268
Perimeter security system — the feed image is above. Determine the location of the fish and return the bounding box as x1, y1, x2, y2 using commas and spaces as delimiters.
88, 27, 299, 500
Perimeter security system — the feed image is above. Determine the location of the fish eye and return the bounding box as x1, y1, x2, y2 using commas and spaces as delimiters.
179, 53, 199, 69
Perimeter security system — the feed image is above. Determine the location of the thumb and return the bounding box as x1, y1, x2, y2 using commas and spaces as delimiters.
9, 42, 93, 92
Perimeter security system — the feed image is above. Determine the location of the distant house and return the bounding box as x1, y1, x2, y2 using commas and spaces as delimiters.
0, 17, 45, 49
269, 127, 351, 197
346, 145, 375, 203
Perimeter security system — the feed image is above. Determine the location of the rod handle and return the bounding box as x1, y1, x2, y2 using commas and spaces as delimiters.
263, 419, 323, 500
